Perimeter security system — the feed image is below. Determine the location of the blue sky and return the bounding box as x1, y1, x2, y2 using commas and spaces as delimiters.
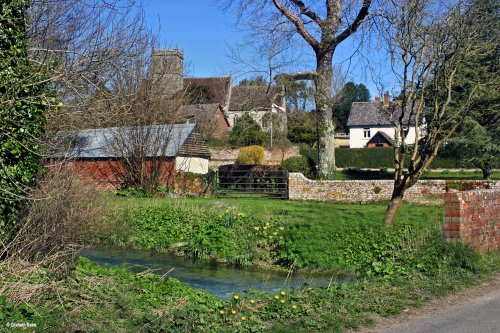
141, 0, 390, 97
142, 0, 240, 77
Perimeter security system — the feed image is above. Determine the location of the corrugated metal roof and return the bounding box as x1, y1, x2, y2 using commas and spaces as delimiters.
56, 124, 197, 159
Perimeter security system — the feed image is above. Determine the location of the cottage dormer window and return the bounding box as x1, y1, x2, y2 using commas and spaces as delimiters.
363, 128, 371, 138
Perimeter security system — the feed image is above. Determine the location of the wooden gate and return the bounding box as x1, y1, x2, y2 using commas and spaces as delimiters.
215, 167, 289, 199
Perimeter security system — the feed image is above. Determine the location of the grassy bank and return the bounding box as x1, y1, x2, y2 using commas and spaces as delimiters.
87, 198, 442, 271
1, 250, 499, 332
3, 197, 499, 332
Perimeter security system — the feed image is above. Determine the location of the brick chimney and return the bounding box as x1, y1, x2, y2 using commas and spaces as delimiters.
383, 92, 390, 107
374, 96, 381, 102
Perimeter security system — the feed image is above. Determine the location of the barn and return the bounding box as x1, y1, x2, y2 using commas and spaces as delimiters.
54, 124, 210, 188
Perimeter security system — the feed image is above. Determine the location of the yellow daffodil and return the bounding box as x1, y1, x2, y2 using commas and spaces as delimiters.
292, 304, 297, 309
231, 310, 237, 315
254, 226, 260, 231
279, 226, 285, 231
250, 299, 256, 304
219, 310, 225, 315
280, 291, 286, 296
233, 295, 240, 300
274, 295, 280, 299
241, 316, 246, 321
280, 299, 286, 304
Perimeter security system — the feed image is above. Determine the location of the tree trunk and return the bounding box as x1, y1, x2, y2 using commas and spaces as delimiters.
384, 186, 405, 227
481, 166, 492, 180
315, 50, 335, 179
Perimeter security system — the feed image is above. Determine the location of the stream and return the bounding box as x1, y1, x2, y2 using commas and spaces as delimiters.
80, 247, 348, 299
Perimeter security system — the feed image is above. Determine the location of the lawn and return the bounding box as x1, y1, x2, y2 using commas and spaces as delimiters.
334, 169, 500, 180
107, 196, 440, 224
91, 197, 442, 270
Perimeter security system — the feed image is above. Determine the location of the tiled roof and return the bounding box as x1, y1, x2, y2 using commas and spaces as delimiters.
228, 86, 283, 111
55, 124, 209, 159
183, 77, 231, 106
347, 101, 415, 127
180, 103, 220, 117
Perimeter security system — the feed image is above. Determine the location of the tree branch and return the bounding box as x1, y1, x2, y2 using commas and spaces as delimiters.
332, 0, 372, 47
290, 0, 323, 26
272, 0, 319, 51
275, 71, 319, 83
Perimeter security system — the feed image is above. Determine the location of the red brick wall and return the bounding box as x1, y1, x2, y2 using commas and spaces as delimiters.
443, 189, 499, 253
71, 159, 176, 188
367, 142, 391, 148
212, 106, 229, 139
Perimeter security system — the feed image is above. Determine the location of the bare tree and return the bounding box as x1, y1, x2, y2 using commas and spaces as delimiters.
223, 0, 373, 178
101, 84, 188, 193
380, 0, 498, 226
28, 0, 155, 134
1, 165, 106, 272
1, 0, 159, 261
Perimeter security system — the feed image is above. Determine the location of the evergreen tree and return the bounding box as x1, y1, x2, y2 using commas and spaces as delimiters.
287, 110, 318, 147
441, 0, 499, 179
332, 82, 370, 133
228, 113, 268, 147
238, 76, 267, 86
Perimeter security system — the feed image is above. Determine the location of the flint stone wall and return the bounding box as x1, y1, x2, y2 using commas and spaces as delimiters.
288, 172, 499, 203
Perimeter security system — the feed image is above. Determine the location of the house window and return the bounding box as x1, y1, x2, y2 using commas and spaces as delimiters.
233, 116, 240, 126
363, 128, 371, 138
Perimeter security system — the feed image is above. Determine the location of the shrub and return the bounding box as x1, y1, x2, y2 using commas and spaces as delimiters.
280, 156, 311, 177
3, 165, 106, 272
228, 113, 268, 147
298, 145, 319, 178
302, 146, 474, 169
237, 145, 265, 165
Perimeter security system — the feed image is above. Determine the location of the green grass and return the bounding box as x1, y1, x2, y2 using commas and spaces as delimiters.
422, 170, 500, 180
89, 197, 443, 272
4, 196, 500, 332
1, 248, 498, 332
333, 169, 500, 180
104, 196, 438, 223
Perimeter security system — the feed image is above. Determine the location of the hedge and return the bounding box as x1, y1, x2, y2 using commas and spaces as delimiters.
300, 146, 473, 169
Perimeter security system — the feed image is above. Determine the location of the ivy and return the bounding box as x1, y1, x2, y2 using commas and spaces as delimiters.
0, 0, 50, 238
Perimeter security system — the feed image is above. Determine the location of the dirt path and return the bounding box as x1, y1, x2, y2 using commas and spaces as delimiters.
353, 275, 500, 333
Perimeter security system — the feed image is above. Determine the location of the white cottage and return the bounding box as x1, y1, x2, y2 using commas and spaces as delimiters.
347, 93, 423, 148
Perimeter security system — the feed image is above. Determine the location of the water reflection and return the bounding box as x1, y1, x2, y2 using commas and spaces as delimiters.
80, 247, 349, 299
